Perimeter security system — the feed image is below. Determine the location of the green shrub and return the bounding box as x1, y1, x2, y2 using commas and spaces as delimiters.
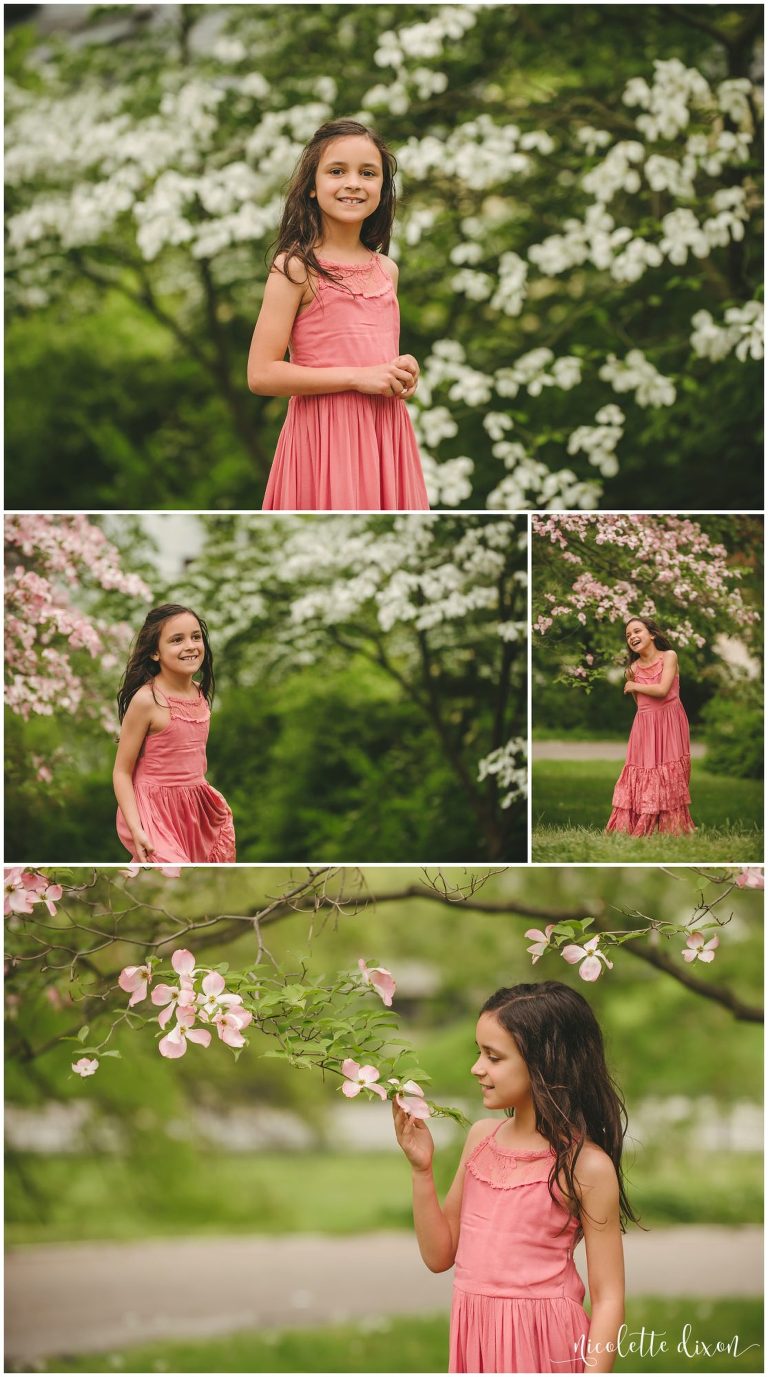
700, 696, 764, 779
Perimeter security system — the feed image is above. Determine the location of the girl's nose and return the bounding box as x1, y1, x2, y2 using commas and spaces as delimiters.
471, 1057, 483, 1076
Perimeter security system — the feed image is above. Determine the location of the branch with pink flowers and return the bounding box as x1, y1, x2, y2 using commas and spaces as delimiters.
3, 874, 469, 1125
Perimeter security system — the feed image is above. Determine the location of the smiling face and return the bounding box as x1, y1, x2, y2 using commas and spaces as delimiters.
625, 619, 655, 656
472, 1012, 532, 1112
152, 612, 204, 677
311, 135, 383, 229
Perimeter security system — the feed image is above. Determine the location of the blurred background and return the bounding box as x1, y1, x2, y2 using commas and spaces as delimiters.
5, 864, 763, 1372
4, 3, 763, 511
531, 514, 764, 862
5, 512, 528, 863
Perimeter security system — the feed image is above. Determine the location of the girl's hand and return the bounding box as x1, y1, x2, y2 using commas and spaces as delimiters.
397, 354, 420, 399
623, 680, 637, 695
131, 828, 155, 863
355, 358, 417, 398
392, 1099, 435, 1173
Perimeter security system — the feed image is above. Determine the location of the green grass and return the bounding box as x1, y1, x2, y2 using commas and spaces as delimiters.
6, 1149, 763, 1247
8, 1300, 763, 1373
532, 760, 763, 861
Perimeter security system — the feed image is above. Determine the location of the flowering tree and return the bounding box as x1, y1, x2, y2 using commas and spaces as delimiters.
176, 513, 528, 857
4, 515, 151, 754
5, 865, 762, 1110
5, 4, 763, 509
531, 514, 761, 691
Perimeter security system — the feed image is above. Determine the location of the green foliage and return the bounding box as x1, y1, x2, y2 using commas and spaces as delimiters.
8, 1301, 764, 1373
700, 694, 764, 780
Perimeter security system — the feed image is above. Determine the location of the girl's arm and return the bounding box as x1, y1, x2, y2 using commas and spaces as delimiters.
112, 691, 156, 862
576, 1148, 625, 1373
623, 649, 678, 699
393, 1104, 494, 1272
246, 255, 417, 398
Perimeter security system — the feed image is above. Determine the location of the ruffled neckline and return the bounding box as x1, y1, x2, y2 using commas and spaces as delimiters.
314, 253, 378, 272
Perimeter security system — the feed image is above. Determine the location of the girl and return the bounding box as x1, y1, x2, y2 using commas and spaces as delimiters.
248, 118, 430, 511
606, 616, 695, 836
393, 981, 632, 1374
113, 604, 236, 864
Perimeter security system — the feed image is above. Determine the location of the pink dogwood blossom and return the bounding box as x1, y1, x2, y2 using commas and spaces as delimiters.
151, 950, 197, 1028
525, 925, 555, 963
158, 1021, 212, 1059
4, 868, 62, 916
340, 1059, 388, 1100
735, 867, 764, 890
561, 936, 614, 982
682, 931, 719, 963
389, 1077, 431, 1118
358, 959, 396, 1007
118, 964, 152, 1007
72, 1057, 99, 1077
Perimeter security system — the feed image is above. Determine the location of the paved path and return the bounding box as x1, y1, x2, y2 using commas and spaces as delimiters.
5, 1227, 763, 1362
533, 740, 706, 760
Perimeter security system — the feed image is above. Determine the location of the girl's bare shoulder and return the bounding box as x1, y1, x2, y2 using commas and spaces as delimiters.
270, 252, 310, 286
377, 253, 399, 287
465, 1117, 499, 1150
573, 1140, 619, 1189
125, 683, 158, 717
661, 647, 678, 662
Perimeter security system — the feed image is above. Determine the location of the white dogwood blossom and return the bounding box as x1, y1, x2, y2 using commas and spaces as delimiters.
691, 302, 764, 364
599, 351, 676, 408
567, 405, 626, 478
477, 738, 528, 808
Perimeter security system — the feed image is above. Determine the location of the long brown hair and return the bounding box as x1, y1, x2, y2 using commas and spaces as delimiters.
117, 604, 214, 723
267, 119, 398, 294
481, 982, 640, 1234
623, 615, 673, 677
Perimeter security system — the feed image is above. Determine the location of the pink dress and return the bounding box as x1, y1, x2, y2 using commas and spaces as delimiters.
450, 1124, 589, 1374
116, 688, 236, 864
606, 657, 695, 836
262, 253, 430, 511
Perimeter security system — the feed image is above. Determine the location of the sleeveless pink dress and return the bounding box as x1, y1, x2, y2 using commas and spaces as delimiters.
606, 657, 695, 835
450, 1124, 589, 1373
116, 688, 236, 864
262, 253, 430, 511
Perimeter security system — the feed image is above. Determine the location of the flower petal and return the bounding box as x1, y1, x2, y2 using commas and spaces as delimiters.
341, 1058, 360, 1079
341, 1080, 361, 1097
171, 949, 196, 977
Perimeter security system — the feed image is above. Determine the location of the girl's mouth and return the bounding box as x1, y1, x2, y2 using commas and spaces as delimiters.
338, 197, 364, 205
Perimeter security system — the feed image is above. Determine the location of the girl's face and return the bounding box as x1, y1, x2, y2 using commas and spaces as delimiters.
311, 135, 383, 228
152, 613, 204, 676
625, 619, 654, 655
472, 1012, 532, 1111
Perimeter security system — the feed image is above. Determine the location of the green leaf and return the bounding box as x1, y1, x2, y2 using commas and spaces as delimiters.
99, 1049, 122, 1059
77, 1025, 90, 1043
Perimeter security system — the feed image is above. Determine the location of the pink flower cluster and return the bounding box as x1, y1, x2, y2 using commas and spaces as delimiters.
340, 1061, 431, 1118
4, 515, 150, 746
526, 926, 614, 981
118, 949, 253, 1059
532, 514, 758, 640
4, 867, 62, 916
735, 867, 764, 889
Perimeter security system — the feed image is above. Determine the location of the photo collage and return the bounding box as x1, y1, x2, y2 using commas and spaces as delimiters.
4, 4, 764, 1376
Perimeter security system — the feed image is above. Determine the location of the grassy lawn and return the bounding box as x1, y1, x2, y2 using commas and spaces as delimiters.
532, 760, 763, 861
9, 1300, 763, 1373
6, 1150, 763, 1246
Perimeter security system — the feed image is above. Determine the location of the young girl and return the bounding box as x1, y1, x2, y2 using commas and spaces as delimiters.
247, 118, 430, 511
113, 604, 236, 864
393, 981, 632, 1374
606, 616, 695, 836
